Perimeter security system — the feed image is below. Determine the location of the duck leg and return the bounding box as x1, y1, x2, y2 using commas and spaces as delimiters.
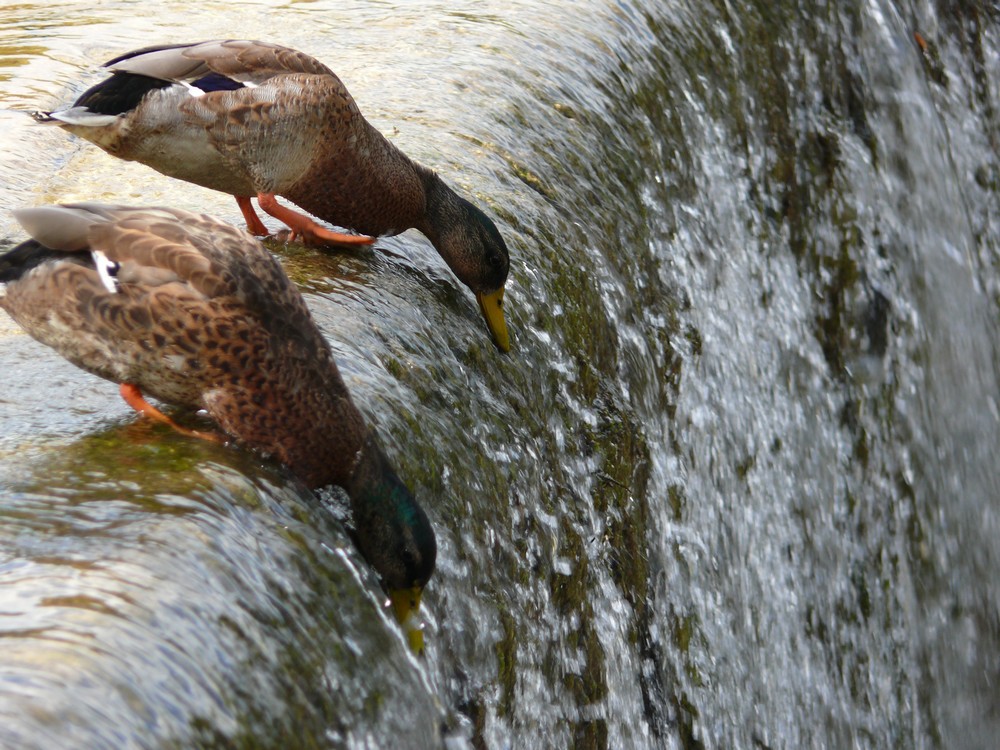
119, 383, 224, 444
235, 196, 270, 236
256, 193, 375, 248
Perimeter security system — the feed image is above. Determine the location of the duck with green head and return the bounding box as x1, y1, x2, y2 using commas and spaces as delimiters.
0, 203, 436, 653
32, 39, 511, 351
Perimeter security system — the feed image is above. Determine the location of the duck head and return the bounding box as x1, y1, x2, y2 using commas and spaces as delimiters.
348, 433, 437, 654
419, 173, 511, 352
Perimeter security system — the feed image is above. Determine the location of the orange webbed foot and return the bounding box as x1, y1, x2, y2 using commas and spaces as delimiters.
119, 383, 225, 444
287, 223, 377, 248
256, 193, 375, 249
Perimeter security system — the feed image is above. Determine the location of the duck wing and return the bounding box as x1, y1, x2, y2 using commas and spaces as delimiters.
44, 42, 357, 198
15, 203, 240, 300
32, 203, 327, 345
105, 40, 337, 87
4, 204, 336, 404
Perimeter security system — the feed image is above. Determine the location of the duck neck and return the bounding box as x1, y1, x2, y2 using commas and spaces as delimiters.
347, 432, 436, 591
414, 166, 454, 246
414, 167, 475, 285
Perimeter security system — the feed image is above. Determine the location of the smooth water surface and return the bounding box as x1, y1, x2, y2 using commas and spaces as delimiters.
1, 1, 999, 748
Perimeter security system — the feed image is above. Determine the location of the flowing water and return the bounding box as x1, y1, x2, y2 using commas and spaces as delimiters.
1, 1, 999, 748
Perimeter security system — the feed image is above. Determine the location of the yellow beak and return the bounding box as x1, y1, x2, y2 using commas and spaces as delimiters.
477, 288, 510, 352
389, 586, 426, 655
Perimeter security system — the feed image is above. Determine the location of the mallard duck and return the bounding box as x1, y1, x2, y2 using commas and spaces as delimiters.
0, 203, 436, 653
32, 39, 511, 351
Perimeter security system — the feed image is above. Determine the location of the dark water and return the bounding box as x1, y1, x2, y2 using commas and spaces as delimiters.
1, 1, 999, 748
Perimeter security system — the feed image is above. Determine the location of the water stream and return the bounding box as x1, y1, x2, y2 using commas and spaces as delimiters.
1, 1, 998, 748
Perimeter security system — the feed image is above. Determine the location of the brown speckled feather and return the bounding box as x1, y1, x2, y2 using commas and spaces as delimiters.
1, 203, 361, 489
